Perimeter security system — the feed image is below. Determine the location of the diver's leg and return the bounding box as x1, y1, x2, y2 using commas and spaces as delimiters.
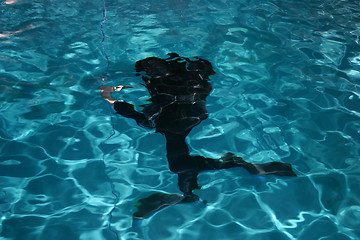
133, 132, 199, 220
164, 132, 202, 199
164, 132, 190, 172
177, 170, 201, 200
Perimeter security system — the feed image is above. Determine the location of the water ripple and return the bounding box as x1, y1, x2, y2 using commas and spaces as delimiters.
1, 0, 360, 239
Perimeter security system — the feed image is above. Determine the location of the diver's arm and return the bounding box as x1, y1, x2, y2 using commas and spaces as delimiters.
99, 85, 153, 128
114, 101, 154, 128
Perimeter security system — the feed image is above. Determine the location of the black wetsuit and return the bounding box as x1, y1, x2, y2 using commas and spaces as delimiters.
112, 53, 296, 218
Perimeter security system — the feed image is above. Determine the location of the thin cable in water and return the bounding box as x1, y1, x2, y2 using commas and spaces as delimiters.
98, 0, 120, 239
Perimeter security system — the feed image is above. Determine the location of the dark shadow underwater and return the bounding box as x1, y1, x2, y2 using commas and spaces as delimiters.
99, 53, 296, 219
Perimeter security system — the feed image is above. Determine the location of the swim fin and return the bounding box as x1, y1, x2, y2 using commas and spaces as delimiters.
133, 192, 185, 220
220, 152, 297, 177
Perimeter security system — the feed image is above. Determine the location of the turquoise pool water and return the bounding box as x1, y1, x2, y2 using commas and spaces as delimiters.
1, 0, 360, 239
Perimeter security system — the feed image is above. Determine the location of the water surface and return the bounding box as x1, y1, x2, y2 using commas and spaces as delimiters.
0, 0, 359, 239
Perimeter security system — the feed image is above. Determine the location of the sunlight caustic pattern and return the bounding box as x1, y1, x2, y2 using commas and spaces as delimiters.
0, 0, 359, 239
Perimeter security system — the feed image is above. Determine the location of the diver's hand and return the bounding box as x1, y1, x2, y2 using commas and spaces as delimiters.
99, 86, 116, 104
99, 85, 115, 92
99, 85, 133, 104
